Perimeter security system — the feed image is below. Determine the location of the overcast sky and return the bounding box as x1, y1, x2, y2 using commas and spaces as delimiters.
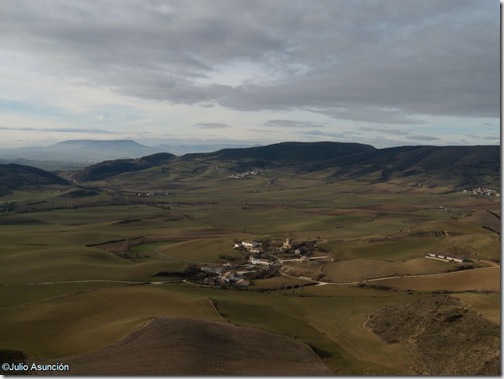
0, 0, 500, 148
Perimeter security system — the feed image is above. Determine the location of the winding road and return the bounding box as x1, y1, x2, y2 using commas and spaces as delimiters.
279, 265, 500, 287
4, 247, 498, 290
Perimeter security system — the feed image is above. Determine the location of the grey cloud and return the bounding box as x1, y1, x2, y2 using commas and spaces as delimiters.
406, 135, 440, 141
195, 122, 232, 129
116, 74, 230, 104
0, 126, 116, 134
0, 0, 498, 121
298, 129, 357, 139
251, 128, 342, 139
264, 120, 326, 128
218, 2, 499, 119
358, 127, 410, 136
312, 107, 423, 125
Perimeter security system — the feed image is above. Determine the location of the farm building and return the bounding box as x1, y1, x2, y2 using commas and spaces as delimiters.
201, 266, 223, 274
234, 278, 250, 288
249, 257, 272, 266
242, 240, 260, 248
426, 252, 467, 263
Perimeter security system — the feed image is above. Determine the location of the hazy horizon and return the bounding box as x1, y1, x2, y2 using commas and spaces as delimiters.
0, 1, 499, 149
0, 136, 500, 152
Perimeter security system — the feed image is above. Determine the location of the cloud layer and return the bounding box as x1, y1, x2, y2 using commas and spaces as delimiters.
0, 0, 499, 148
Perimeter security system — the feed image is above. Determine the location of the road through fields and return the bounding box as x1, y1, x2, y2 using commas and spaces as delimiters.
3, 250, 499, 292
280, 265, 500, 288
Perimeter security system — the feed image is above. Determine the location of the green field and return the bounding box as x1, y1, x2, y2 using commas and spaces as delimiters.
0, 173, 500, 375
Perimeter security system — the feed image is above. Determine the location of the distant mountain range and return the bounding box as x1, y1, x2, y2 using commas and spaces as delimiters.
70, 141, 501, 186
0, 140, 162, 164
183, 141, 499, 178
0, 141, 500, 194
0, 140, 255, 167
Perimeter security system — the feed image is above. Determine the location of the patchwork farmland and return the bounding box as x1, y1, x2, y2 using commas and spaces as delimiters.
0, 143, 500, 375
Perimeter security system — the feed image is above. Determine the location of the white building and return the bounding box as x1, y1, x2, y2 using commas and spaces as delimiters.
249, 257, 272, 266
426, 252, 465, 263
242, 241, 260, 248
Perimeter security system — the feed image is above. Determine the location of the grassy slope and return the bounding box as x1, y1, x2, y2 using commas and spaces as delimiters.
0, 286, 223, 358
0, 283, 425, 374
454, 292, 501, 325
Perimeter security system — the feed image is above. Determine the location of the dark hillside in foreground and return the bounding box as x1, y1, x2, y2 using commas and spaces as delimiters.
0, 163, 69, 195
49, 317, 331, 375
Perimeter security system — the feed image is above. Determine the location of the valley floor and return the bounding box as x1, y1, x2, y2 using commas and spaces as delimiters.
0, 174, 500, 375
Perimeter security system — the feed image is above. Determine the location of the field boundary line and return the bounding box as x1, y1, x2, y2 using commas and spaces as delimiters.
205, 297, 229, 323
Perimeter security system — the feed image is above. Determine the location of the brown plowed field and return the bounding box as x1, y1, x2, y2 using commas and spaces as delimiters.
374, 267, 500, 292
322, 258, 447, 282
463, 209, 500, 234
47, 317, 331, 375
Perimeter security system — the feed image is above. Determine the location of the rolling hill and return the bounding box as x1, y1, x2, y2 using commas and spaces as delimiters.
0, 163, 69, 195
47, 317, 331, 375
69, 141, 500, 188
317, 145, 501, 186
71, 152, 176, 182
188, 141, 376, 162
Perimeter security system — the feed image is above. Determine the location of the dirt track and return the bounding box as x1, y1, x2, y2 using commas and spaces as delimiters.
371, 266, 500, 292
281, 264, 500, 292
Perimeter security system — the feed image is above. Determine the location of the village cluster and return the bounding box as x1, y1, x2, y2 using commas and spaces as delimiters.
461, 187, 500, 197
226, 169, 261, 179
135, 190, 174, 197
197, 237, 328, 289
